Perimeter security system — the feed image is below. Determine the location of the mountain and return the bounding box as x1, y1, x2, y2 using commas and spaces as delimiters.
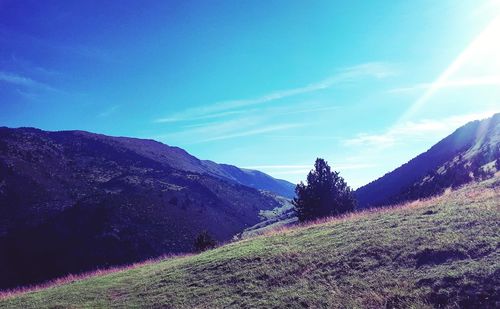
63, 131, 296, 198
2, 177, 498, 308
0, 127, 293, 289
211, 164, 295, 199
355, 113, 500, 208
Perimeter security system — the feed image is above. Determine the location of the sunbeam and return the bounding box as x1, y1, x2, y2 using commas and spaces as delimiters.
399, 14, 500, 122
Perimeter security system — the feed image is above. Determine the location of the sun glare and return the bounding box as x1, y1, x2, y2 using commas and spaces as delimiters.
400, 9, 500, 122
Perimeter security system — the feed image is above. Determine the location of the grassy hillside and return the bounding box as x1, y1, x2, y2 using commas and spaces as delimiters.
1, 177, 499, 308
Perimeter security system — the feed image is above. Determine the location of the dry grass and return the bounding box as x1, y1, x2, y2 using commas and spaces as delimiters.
0, 252, 194, 301
260, 179, 493, 239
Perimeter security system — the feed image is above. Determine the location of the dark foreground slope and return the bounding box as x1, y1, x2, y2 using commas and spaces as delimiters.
356, 113, 500, 208
2, 177, 498, 308
0, 127, 290, 289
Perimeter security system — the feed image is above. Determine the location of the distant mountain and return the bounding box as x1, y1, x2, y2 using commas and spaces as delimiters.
211, 164, 295, 199
0, 127, 292, 289
355, 113, 500, 208
73, 132, 296, 198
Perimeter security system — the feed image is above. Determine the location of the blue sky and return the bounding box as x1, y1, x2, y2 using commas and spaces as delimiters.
1, 0, 499, 188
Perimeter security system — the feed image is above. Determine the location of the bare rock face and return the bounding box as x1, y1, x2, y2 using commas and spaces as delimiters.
0, 127, 290, 289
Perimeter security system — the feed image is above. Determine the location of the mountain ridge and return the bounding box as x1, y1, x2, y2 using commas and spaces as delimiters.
17, 127, 296, 198
355, 113, 500, 208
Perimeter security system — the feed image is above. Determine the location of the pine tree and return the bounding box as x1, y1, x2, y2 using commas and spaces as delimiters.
293, 158, 356, 222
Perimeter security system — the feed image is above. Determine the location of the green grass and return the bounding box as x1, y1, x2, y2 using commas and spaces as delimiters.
1, 177, 499, 308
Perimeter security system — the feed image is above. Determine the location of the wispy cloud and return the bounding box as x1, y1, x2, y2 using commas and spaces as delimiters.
388, 76, 500, 94
155, 110, 247, 123
344, 111, 498, 148
280, 105, 340, 115
9, 54, 63, 78
152, 62, 394, 144
154, 98, 346, 144
154, 62, 395, 123
243, 165, 312, 170
244, 163, 377, 177
0, 71, 59, 94
15, 89, 40, 100
200, 123, 304, 142
97, 105, 120, 118
153, 113, 307, 144
0, 71, 45, 88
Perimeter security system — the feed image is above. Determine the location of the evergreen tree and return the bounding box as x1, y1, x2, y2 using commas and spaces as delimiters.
194, 231, 216, 252
293, 158, 356, 222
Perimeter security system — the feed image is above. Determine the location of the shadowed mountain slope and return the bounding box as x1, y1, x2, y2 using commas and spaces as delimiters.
69, 131, 295, 198
355, 113, 500, 208
0, 127, 291, 289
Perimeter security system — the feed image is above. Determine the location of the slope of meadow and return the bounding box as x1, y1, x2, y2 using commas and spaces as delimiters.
1, 177, 499, 308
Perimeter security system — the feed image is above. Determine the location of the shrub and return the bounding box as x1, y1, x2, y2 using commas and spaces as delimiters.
194, 231, 216, 252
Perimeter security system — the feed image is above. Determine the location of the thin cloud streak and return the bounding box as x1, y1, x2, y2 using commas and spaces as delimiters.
388, 76, 500, 94
97, 105, 120, 118
243, 165, 312, 169
157, 103, 340, 124
154, 62, 396, 123
267, 134, 342, 142
344, 111, 498, 148
155, 110, 247, 123
0, 71, 47, 89
250, 163, 377, 178
154, 113, 307, 144
0, 71, 61, 95
281, 105, 340, 115
154, 100, 340, 144
198, 123, 305, 143
245, 163, 376, 171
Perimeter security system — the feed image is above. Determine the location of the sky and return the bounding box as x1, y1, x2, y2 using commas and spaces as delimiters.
1, 0, 499, 188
